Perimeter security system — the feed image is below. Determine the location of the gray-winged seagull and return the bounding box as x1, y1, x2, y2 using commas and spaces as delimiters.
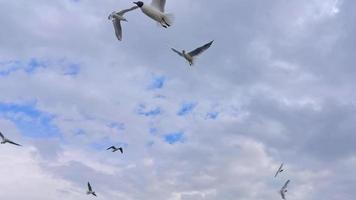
86, 182, 97, 197
280, 180, 290, 200
274, 163, 284, 177
133, 0, 173, 28
108, 6, 139, 41
0, 132, 21, 146
171, 40, 214, 66
107, 146, 123, 154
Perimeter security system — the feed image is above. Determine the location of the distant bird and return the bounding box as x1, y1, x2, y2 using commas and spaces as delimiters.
133, 0, 174, 28
171, 40, 214, 66
274, 163, 284, 177
280, 180, 290, 200
107, 146, 123, 154
86, 182, 97, 197
108, 6, 139, 41
0, 132, 21, 146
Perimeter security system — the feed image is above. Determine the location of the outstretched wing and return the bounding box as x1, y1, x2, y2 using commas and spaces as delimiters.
118, 6, 139, 15
280, 190, 286, 200
112, 19, 122, 41
119, 147, 123, 154
88, 182, 92, 191
0, 132, 5, 140
282, 180, 290, 190
107, 146, 115, 150
151, 0, 166, 12
188, 40, 214, 57
7, 140, 21, 146
171, 48, 183, 57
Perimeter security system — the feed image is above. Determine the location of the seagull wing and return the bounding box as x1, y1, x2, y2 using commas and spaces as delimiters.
280, 189, 286, 200
0, 132, 5, 140
282, 180, 290, 190
117, 6, 139, 15
119, 147, 123, 154
107, 146, 115, 150
151, 0, 166, 12
7, 139, 21, 146
188, 40, 214, 57
88, 182, 92, 192
171, 48, 183, 57
112, 18, 123, 41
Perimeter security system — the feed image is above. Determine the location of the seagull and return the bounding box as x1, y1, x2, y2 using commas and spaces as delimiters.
86, 182, 97, 197
108, 6, 139, 41
280, 180, 290, 200
0, 132, 21, 146
107, 146, 123, 154
171, 40, 214, 66
133, 0, 173, 28
274, 163, 284, 177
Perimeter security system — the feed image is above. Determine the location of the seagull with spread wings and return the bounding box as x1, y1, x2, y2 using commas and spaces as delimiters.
108, 6, 139, 41
280, 180, 290, 200
133, 0, 173, 28
172, 40, 214, 66
107, 146, 123, 154
86, 182, 97, 197
275, 163, 284, 177
0, 132, 21, 146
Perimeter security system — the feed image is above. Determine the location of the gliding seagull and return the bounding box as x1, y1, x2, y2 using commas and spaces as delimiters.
0, 132, 21, 146
280, 180, 290, 200
86, 182, 97, 197
108, 6, 139, 41
171, 40, 214, 66
107, 146, 123, 154
274, 163, 284, 177
133, 0, 173, 28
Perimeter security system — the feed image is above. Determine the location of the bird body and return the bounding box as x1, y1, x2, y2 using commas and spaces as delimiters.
0, 132, 21, 146
107, 146, 123, 154
87, 182, 97, 197
108, 6, 139, 41
134, 1, 173, 28
172, 40, 214, 66
280, 180, 290, 199
274, 163, 284, 177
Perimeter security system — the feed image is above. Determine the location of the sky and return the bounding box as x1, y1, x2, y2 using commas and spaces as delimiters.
0, 0, 355, 199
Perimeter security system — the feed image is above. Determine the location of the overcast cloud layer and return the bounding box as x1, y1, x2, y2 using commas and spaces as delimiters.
0, 0, 355, 199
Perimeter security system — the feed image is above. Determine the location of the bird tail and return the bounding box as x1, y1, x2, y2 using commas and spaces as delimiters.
163, 13, 174, 26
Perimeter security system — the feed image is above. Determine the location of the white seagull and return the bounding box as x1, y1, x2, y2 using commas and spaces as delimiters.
86, 182, 97, 197
107, 146, 123, 154
108, 6, 139, 41
171, 40, 214, 66
133, 0, 173, 28
0, 132, 21, 146
274, 163, 284, 177
280, 180, 290, 200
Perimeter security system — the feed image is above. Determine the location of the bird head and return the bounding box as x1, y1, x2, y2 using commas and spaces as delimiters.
133, 1, 144, 7
182, 50, 186, 54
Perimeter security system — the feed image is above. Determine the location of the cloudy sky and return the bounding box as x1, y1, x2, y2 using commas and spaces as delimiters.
0, 0, 355, 199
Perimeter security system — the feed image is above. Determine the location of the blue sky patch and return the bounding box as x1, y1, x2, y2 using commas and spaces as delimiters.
177, 102, 197, 116
163, 132, 185, 144
137, 104, 162, 117
0, 102, 60, 138
148, 75, 166, 90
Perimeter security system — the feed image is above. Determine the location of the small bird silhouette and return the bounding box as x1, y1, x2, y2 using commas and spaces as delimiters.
86, 182, 97, 197
280, 180, 290, 200
274, 163, 284, 177
107, 146, 123, 154
0, 132, 21, 146
172, 40, 214, 66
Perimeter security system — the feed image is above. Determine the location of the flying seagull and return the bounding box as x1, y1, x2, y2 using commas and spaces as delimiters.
0, 132, 21, 146
171, 40, 214, 66
108, 6, 139, 41
133, 0, 173, 28
280, 180, 290, 200
86, 182, 97, 197
274, 163, 284, 177
107, 146, 123, 154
